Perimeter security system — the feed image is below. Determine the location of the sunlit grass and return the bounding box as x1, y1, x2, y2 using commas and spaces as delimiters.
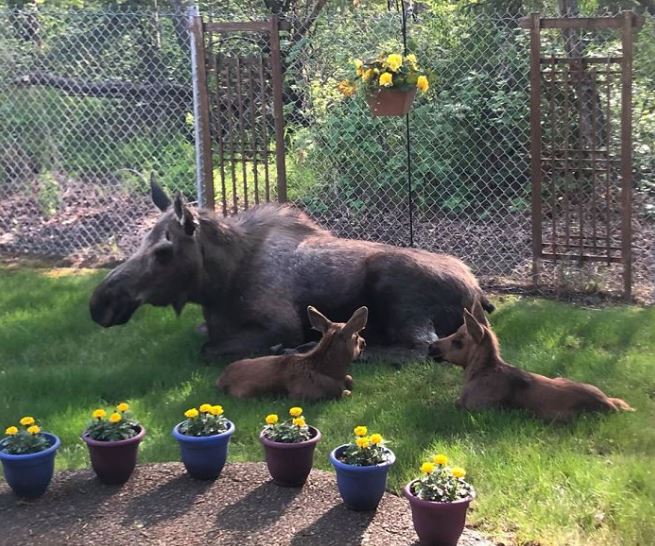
0, 265, 653, 545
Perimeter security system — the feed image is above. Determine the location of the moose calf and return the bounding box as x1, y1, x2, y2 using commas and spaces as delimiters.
217, 306, 368, 400
428, 302, 633, 423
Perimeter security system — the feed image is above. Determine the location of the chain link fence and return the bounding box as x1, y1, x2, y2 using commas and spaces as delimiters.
0, 8, 193, 265
0, 6, 653, 300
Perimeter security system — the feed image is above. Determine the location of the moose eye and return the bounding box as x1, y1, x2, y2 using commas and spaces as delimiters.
452, 339, 463, 349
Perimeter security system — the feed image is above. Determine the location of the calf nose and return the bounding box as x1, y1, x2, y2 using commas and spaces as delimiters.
427, 342, 442, 360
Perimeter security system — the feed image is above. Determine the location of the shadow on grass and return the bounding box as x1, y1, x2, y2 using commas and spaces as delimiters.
213, 481, 301, 532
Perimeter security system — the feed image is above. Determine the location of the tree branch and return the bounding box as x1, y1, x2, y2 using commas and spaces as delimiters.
14, 71, 192, 101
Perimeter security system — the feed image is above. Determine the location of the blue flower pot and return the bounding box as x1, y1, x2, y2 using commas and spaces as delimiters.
172, 420, 235, 480
0, 432, 61, 498
329, 444, 396, 511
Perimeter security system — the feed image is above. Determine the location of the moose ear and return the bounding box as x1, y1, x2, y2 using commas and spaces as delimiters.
463, 308, 485, 343
174, 192, 197, 236
150, 173, 171, 212
342, 306, 368, 336
307, 306, 332, 333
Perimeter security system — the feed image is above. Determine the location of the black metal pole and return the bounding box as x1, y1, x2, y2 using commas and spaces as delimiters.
400, 0, 414, 247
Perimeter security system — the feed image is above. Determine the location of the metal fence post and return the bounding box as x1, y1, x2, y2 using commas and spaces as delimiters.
620, 10, 634, 300
529, 12, 543, 287
269, 15, 287, 203
188, 5, 214, 210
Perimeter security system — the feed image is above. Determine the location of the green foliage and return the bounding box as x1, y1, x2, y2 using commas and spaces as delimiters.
84, 406, 140, 441
411, 458, 476, 502
178, 404, 230, 436
338, 429, 390, 466
1, 419, 51, 455
262, 409, 313, 443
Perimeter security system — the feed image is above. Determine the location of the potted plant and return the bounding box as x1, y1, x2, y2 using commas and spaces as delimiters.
259, 407, 321, 487
81, 402, 145, 485
0, 416, 60, 498
404, 454, 476, 546
338, 53, 430, 116
172, 403, 235, 480
329, 425, 395, 511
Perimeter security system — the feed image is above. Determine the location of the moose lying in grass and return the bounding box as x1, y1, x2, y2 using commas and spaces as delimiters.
90, 178, 494, 360
428, 302, 634, 423
217, 306, 367, 399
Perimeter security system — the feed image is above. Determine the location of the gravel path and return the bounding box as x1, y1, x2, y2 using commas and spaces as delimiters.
0, 462, 492, 546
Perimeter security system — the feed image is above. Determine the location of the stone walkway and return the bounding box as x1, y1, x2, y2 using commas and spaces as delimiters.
0, 462, 493, 546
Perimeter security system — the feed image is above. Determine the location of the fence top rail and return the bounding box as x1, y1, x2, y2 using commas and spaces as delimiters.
517, 12, 645, 30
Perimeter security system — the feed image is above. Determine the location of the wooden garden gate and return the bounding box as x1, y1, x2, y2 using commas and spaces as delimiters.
189, 13, 287, 215
520, 12, 643, 298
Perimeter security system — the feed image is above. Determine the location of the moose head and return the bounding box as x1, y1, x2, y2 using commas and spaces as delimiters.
89, 177, 203, 327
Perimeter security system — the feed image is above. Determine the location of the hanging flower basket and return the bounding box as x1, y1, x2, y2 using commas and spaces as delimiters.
338, 52, 430, 117
366, 87, 417, 117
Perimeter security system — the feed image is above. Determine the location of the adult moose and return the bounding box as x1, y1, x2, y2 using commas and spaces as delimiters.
90, 179, 494, 360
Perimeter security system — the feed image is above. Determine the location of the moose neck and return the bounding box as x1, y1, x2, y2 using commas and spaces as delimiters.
464, 337, 506, 381
191, 212, 249, 306
305, 332, 352, 379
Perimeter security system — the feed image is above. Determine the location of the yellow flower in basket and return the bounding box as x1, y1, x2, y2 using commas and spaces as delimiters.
417, 75, 429, 93
379, 72, 393, 87
385, 53, 403, 72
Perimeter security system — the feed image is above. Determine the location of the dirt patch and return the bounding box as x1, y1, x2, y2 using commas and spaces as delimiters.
0, 462, 492, 546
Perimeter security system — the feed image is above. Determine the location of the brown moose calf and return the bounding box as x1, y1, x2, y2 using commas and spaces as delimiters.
428, 302, 634, 423
217, 306, 368, 400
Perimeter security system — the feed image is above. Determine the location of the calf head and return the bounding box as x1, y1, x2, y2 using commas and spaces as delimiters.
307, 305, 368, 362
428, 300, 497, 369
90, 177, 203, 327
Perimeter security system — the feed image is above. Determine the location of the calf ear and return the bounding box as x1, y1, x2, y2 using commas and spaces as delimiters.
150, 173, 171, 212
464, 308, 485, 343
472, 298, 489, 326
342, 306, 368, 336
174, 192, 197, 236
307, 306, 332, 333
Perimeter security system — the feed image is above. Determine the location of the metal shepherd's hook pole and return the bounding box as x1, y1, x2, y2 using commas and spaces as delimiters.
400, 0, 414, 247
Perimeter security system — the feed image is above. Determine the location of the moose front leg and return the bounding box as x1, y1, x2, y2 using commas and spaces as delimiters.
201, 307, 303, 362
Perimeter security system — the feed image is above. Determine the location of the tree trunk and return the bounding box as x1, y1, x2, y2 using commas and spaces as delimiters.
558, 0, 606, 149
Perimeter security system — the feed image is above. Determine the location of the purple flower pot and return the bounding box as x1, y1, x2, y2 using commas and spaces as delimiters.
259, 426, 321, 487
0, 432, 60, 498
329, 444, 395, 511
82, 426, 146, 485
172, 420, 235, 480
404, 482, 472, 546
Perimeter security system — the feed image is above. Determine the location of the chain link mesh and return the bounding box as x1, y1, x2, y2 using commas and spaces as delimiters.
0, 6, 652, 300
0, 9, 193, 265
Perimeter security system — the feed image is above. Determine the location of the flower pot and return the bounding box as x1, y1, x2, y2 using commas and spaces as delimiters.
404, 481, 472, 546
259, 426, 321, 487
172, 420, 235, 480
0, 432, 60, 498
329, 444, 395, 511
82, 426, 145, 485
366, 87, 417, 116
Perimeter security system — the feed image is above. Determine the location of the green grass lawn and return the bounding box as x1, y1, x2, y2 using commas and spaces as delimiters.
1, 265, 653, 545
